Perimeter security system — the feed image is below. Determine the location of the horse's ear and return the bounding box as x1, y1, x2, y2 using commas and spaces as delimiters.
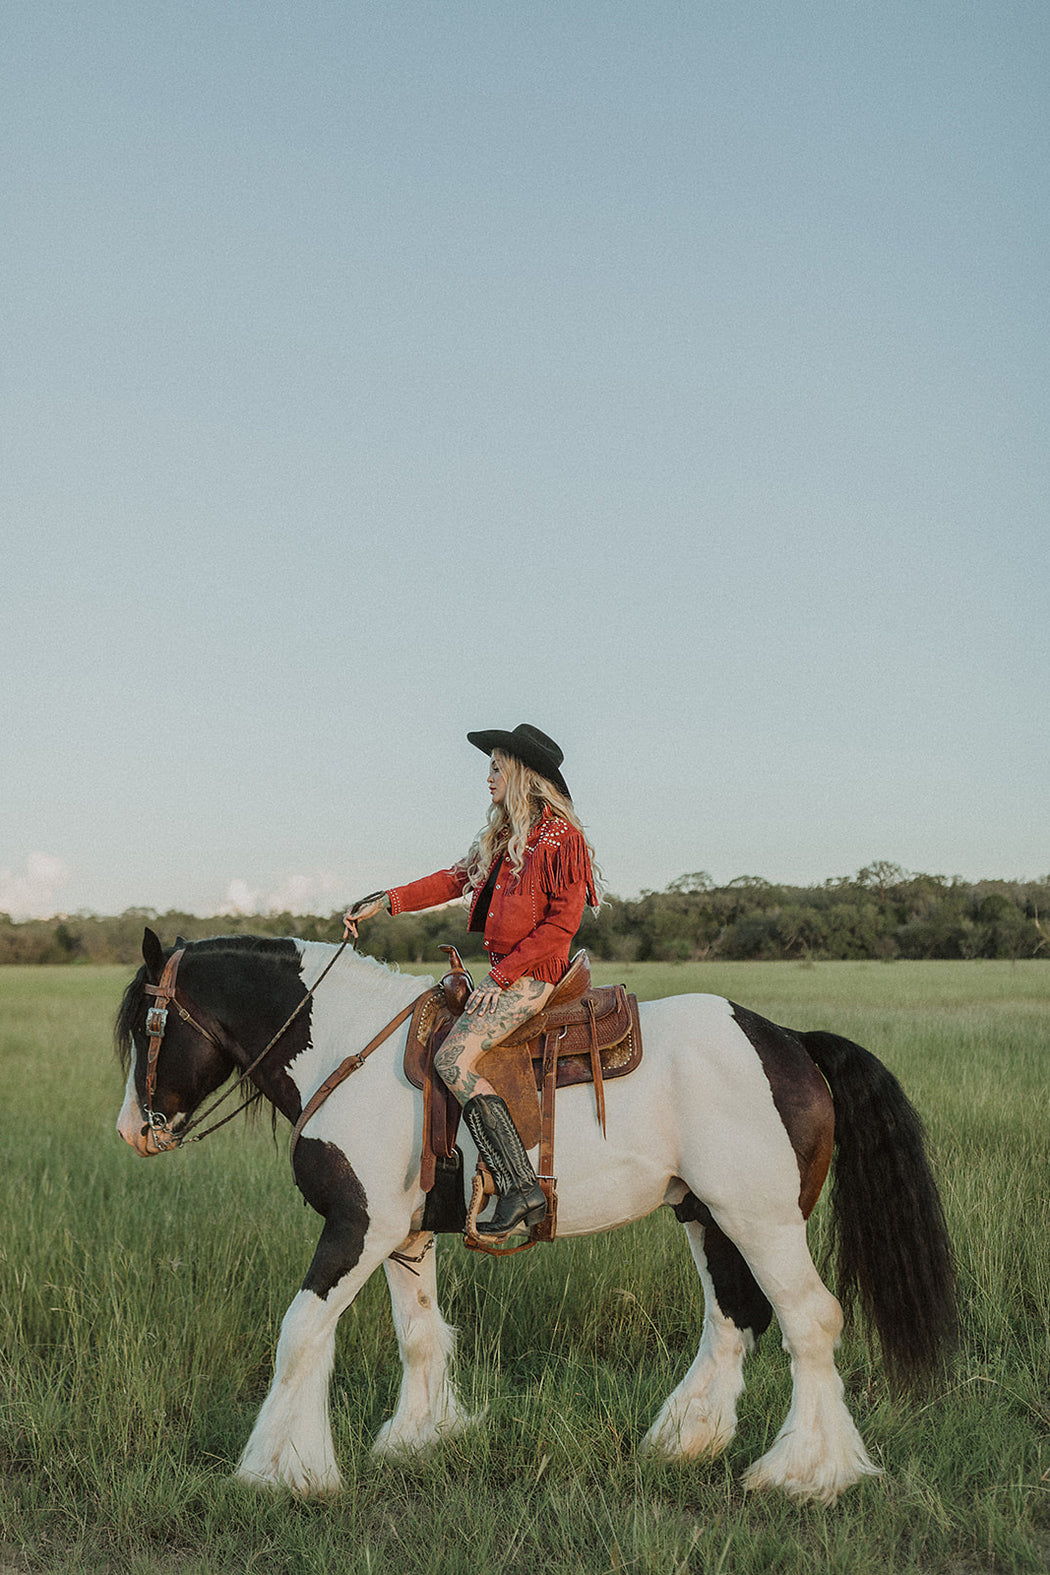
174, 934, 188, 949
142, 927, 165, 983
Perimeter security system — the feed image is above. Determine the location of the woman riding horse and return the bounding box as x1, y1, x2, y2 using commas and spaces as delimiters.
346, 723, 601, 1241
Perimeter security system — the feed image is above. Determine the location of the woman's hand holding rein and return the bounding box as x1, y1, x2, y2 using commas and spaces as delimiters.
343, 892, 390, 937
342, 893, 502, 1013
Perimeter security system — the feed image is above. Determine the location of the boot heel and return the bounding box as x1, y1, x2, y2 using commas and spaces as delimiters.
475, 1182, 548, 1238
463, 1095, 548, 1239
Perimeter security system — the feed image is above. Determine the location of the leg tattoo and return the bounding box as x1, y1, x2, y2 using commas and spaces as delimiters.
435, 976, 554, 1106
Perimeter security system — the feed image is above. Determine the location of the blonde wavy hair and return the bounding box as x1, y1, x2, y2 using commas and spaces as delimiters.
462, 749, 604, 910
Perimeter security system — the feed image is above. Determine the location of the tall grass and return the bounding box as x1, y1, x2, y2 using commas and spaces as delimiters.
1, 961, 1048, 1572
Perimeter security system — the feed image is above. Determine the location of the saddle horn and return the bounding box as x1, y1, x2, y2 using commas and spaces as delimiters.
438, 944, 474, 1015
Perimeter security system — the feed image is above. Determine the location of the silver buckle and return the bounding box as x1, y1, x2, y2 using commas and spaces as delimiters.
146, 1005, 168, 1037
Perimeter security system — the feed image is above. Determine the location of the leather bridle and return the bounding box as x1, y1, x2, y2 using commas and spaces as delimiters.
139, 937, 358, 1148
141, 947, 253, 1147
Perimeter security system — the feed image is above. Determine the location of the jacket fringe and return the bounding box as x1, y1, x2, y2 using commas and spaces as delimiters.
512, 818, 597, 908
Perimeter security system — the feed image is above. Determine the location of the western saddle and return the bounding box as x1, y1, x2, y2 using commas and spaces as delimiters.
403, 947, 641, 1255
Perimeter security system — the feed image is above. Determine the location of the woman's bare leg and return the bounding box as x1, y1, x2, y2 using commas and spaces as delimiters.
434, 976, 554, 1105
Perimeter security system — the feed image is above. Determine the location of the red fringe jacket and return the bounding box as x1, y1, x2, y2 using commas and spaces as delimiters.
387, 808, 597, 989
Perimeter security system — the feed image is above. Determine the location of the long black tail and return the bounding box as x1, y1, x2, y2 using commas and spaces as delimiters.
797, 1030, 957, 1389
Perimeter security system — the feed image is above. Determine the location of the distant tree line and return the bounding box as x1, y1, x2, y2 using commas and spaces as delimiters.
2, 864, 1048, 966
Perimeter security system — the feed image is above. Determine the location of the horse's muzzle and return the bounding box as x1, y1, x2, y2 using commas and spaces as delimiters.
117, 1091, 175, 1156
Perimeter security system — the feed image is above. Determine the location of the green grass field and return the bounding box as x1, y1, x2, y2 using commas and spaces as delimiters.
1, 959, 1048, 1573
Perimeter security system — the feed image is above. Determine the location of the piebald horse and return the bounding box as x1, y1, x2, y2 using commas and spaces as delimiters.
115, 930, 955, 1504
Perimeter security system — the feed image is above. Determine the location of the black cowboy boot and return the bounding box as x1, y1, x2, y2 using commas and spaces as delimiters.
463, 1094, 547, 1237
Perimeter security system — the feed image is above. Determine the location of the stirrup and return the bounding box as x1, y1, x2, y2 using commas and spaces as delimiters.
463, 1163, 541, 1257
475, 1183, 547, 1238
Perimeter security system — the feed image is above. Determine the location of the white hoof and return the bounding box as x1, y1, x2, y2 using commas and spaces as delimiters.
235, 1441, 342, 1498
641, 1336, 745, 1463
743, 1423, 881, 1505
641, 1396, 737, 1461
372, 1401, 483, 1458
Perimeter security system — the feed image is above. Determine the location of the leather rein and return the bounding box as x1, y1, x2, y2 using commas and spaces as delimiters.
140, 934, 418, 1150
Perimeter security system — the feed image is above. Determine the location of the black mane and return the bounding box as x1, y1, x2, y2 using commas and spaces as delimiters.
114, 932, 303, 1073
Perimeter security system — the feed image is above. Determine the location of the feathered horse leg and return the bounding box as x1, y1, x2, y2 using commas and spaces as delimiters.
642, 1219, 756, 1460
235, 1274, 369, 1497
237, 1139, 414, 1495
739, 1219, 880, 1505
373, 1233, 481, 1455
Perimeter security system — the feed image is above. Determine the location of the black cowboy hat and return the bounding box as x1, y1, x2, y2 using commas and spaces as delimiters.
467, 723, 571, 799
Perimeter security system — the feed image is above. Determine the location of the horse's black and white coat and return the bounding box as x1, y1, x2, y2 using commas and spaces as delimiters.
116, 931, 955, 1504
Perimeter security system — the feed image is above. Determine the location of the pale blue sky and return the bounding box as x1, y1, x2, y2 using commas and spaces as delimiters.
3, 1, 1047, 919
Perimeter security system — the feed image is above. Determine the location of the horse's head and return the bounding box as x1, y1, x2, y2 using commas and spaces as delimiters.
115, 928, 238, 1156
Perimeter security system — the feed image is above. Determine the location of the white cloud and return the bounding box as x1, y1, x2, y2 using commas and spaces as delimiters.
0, 853, 73, 919
220, 871, 343, 917
268, 871, 342, 913
221, 879, 263, 916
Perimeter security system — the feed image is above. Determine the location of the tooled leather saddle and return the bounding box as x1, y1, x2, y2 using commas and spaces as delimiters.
403, 947, 642, 1246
